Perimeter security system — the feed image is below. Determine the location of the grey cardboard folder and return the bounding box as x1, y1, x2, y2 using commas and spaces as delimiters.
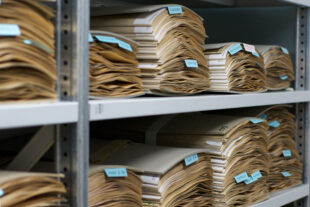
91, 5, 210, 95
91, 141, 213, 207
0, 171, 66, 207
0, 0, 57, 101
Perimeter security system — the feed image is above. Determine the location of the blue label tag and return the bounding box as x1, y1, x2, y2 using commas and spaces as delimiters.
281, 171, 291, 177
228, 43, 243, 56
184, 154, 199, 166
23, 40, 52, 53
245, 176, 257, 185
104, 168, 128, 177
281, 47, 289, 54
280, 75, 288, 80
0, 189, 4, 197
95, 35, 118, 44
167, 6, 183, 15
251, 170, 262, 180
89, 34, 94, 43
282, 150, 292, 157
249, 118, 264, 124
0, 24, 21, 36
117, 40, 133, 52
260, 114, 267, 120
234, 172, 249, 183
185, 59, 198, 68
252, 52, 260, 57
269, 120, 280, 128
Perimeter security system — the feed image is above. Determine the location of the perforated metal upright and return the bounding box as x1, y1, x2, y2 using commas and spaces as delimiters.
55, 0, 89, 206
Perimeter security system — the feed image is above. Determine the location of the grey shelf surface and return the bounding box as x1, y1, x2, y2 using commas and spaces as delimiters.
250, 184, 309, 207
90, 91, 310, 121
0, 101, 78, 129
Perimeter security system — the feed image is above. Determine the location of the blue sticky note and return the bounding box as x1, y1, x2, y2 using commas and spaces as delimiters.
234, 172, 249, 183
117, 40, 133, 52
95, 35, 118, 43
282, 150, 292, 157
281, 171, 291, 177
228, 43, 243, 55
23, 40, 52, 53
184, 154, 199, 166
249, 118, 264, 124
281, 47, 289, 54
167, 6, 183, 15
104, 168, 128, 177
0, 189, 4, 197
185, 59, 198, 68
251, 171, 262, 180
260, 114, 267, 120
245, 176, 257, 185
280, 75, 288, 80
0, 24, 21, 36
269, 120, 280, 128
89, 34, 94, 42
252, 52, 260, 57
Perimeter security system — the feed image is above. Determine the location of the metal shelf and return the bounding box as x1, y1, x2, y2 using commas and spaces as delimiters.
251, 184, 310, 207
0, 101, 78, 129
90, 91, 310, 121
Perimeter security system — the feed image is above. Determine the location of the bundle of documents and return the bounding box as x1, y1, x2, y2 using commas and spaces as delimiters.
0, 0, 56, 101
259, 106, 302, 192
213, 105, 303, 192
91, 140, 213, 207
89, 31, 144, 98
204, 43, 266, 93
89, 165, 142, 207
0, 170, 66, 206
91, 5, 210, 95
256, 45, 294, 90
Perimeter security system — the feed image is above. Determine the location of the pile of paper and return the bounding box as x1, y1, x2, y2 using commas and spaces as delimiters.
0, 171, 66, 206
89, 31, 144, 98
256, 46, 294, 90
89, 165, 142, 207
91, 5, 210, 95
259, 106, 302, 192
0, 0, 56, 101
91, 140, 213, 207
204, 43, 266, 93
152, 113, 269, 206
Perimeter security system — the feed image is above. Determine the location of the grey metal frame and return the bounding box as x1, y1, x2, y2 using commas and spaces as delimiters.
55, 0, 89, 206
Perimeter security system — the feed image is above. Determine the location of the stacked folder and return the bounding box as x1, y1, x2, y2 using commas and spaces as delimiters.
91, 140, 213, 207
89, 31, 144, 98
256, 45, 294, 90
0, 0, 56, 101
96, 114, 270, 206
89, 165, 143, 207
258, 106, 302, 192
0, 171, 66, 206
204, 43, 266, 93
91, 5, 210, 95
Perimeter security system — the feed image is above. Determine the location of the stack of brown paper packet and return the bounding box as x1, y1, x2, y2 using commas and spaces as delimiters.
89, 31, 144, 98
204, 43, 266, 93
256, 46, 294, 90
91, 5, 210, 95
91, 140, 213, 207
0, 0, 56, 101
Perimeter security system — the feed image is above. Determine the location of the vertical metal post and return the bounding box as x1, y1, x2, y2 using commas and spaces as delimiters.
295, 7, 310, 207
56, 0, 89, 206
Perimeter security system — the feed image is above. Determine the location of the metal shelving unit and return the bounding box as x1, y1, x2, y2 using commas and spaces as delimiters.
1, 0, 309, 207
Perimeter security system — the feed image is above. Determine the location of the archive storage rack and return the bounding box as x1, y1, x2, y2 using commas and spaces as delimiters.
0, 0, 309, 207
